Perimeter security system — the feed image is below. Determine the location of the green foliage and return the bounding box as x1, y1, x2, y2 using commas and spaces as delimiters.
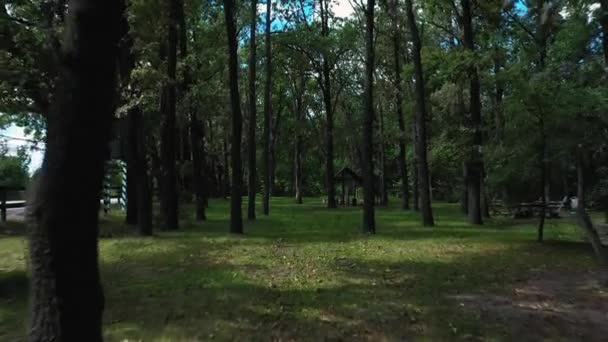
0, 143, 30, 187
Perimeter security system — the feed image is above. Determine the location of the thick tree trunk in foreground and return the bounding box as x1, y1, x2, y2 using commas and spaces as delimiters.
224, 0, 243, 234
406, 0, 434, 226
361, 0, 376, 234
320, 0, 336, 209
462, 0, 483, 225
133, 107, 153, 235
160, 0, 179, 230
27, 1, 122, 339
576, 147, 608, 263
247, 0, 258, 220
262, 0, 272, 215
391, 0, 409, 210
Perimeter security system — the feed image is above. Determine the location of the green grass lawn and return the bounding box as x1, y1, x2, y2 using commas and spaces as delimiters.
0, 198, 601, 341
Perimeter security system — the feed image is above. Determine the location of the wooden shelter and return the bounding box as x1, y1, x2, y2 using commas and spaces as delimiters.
335, 167, 362, 206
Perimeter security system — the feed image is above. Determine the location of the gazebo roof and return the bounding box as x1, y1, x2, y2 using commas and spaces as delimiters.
334, 167, 362, 183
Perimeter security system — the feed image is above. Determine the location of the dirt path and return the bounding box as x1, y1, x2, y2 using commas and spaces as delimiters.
453, 269, 608, 341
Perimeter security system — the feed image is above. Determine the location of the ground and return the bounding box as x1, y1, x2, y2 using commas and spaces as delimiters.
0, 198, 605, 341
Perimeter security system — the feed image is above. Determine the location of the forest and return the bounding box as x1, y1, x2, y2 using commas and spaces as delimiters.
1, 0, 608, 340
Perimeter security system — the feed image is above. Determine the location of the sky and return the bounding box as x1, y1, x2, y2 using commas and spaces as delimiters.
334, 0, 355, 18
0, 124, 44, 173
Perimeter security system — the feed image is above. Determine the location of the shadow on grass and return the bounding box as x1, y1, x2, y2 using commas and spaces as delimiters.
96, 235, 597, 341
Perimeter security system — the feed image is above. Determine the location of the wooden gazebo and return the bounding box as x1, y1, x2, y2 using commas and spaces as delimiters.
335, 167, 362, 206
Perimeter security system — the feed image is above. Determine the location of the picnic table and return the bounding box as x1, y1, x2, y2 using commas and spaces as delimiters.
507, 201, 564, 219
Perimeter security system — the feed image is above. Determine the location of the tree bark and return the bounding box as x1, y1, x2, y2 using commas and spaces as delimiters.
379, 104, 388, 206
190, 112, 206, 221
177, 0, 205, 221
27, 0, 123, 339
262, 0, 272, 215
224, 0, 243, 234
134, 107, 153, 235
391, 0, 409, 210
412, 120, 419, 211
247, 0, 258, 220
361, 0, 376, 234
537, 116, 547, 242
320, 0, 337, 209
461, 0, 483, 225
294, 72, 305, 204
160, 0, 179, 230
406, 0, 434, 226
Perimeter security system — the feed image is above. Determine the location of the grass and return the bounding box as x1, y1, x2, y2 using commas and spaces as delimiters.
0, 197, 600, 341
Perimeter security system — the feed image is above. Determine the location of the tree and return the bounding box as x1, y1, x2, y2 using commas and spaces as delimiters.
320, 0, 337, 209
461, 0, 484, 225
0, 143, 30, 188
263, 0, 272, 215
27, 0, 123, 339
133, 107, 153, 235
405, 0, 434, 226
248, 0, 258, 220
361, 0, 376, 234
160, 0, 180, 230
224, 0, 244, 234
390, 0, 410, 210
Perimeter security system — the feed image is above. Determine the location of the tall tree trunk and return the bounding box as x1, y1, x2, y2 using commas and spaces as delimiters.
320, 0, 337, 209
247, 0, 258, 220
262, 0, 272, 215
412, 120, 419, 211
126, 109, 139, 225
576, 146, 608, 263
177, 0, 205, 221
492, 48, 504, 143
222, 130, 230, 198
391, 0, 409, 210
191, 112, 206, 221
270, 102, 282, 196
27, 1, 122, 339
361, 0, 376, 234
406, 0, 434, 226
537, 116, 547, 242
462, 0, 483, 225
379, 104, 388, 206
134, 107, 153, 235
294, 73, 305, 204
160, 0, 179, 230
224, 0, 243, 234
